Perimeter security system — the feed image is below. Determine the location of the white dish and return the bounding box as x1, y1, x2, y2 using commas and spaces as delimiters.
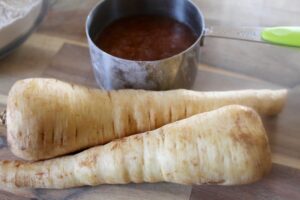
0, 0, 47, 58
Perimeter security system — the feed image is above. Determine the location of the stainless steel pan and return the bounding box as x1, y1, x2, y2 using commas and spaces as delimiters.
86, 0, 300, 90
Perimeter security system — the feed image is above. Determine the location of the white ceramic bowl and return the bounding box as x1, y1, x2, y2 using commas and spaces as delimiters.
0, 0, 48, 58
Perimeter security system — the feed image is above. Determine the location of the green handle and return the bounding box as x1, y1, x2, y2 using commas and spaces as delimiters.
261, 26, 300, 47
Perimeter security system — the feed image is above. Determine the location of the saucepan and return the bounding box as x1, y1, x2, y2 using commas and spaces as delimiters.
86, 0, 300, 90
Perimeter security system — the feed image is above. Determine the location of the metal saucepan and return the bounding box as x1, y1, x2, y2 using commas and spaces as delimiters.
86, 0, 300, 90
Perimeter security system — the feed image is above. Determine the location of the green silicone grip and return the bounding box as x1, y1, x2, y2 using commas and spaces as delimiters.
261, 27, 300, 47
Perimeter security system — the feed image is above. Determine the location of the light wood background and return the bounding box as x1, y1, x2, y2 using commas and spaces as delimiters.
0, 0, 300, 199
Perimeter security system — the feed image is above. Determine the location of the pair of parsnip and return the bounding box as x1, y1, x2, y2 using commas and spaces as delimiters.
0, 78, 287, 189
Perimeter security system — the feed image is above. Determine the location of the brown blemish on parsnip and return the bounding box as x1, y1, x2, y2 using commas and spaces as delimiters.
173, 142, 177, 149
133, 135, 142, 141
154, 116, 158, 129
15, 175, 21, 187
107, 91, 112, 102
112, 121, 116, 138
51, 128, 55, 145
127, 113, 137, 135
40, 131, 45, 146
58, 175, 64, 179
110, 142, 120, 151
15, 162, 21, 168
18, 131, 22, 137
160, 129, 165, 144
75, 128, 78, 140
2, 177, 7, 183
184, 105, 187, 118
35, 172, 44, 176
169, 108, 172, 121
100, 125, 104, 143
79, 154, 97, 168
128, 114, 132, 126
192, 163, 198, 167
147, 110, 151, 131
1, 160, 10, 164
231, 132, 256, 146
231, 110, 260, 148
60, 133, 64, 147
206, 179, 225, 184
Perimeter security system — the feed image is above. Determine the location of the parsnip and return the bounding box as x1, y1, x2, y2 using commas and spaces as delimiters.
0, 105, 271, 189
6, 78, 286, 161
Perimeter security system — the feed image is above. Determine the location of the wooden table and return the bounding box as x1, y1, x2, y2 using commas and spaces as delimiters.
0, 0, 300, 199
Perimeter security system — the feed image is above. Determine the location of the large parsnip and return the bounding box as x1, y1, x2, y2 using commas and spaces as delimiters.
0, 105, 271, 189
6, 78, 286, 161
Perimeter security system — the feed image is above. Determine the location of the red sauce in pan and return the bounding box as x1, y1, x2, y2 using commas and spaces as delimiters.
95, 15, 198, 61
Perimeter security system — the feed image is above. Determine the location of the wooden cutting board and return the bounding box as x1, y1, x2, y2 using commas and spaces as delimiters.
0, 0, 300, 199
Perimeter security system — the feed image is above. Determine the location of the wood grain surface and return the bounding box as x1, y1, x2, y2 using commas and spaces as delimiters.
0, 0, 300, 199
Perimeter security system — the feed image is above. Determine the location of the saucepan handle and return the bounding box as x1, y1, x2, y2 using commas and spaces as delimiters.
202, 26, 300, 47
